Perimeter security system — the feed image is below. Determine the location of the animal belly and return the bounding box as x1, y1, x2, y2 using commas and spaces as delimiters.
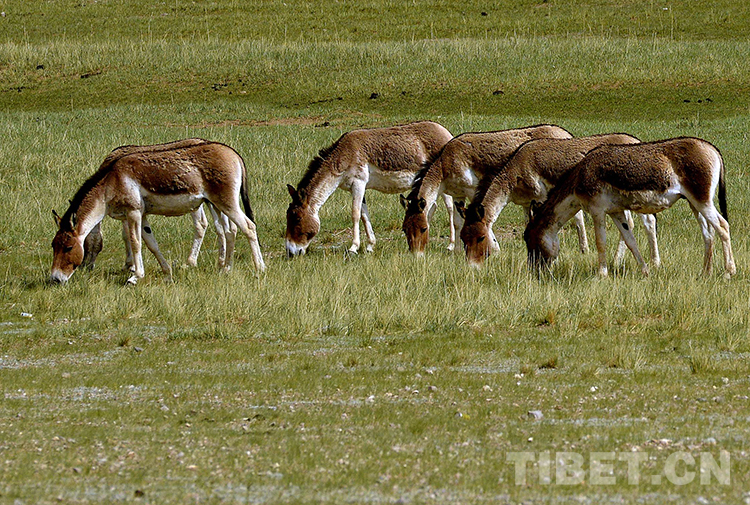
614, 189, 681, 214
366, 166, 416, 194
143, 193, 204, 216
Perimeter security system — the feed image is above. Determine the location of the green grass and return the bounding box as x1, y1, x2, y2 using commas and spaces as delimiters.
2, 0, 750, 503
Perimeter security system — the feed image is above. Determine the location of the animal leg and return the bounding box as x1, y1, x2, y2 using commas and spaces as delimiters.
349, 182, 367, 253
613, 211, 635, 266
698, 204, 736, 278
573, 210, 589, 254
125, 211, 145, 284
122, 221, 135, 271
688, 204, 714, 275
441, 193, 456, 251
609, 211, 649, 276
186, 205, 209, 267
140, 216, 173, 279
591, 213, 609, 277
216, 203, 265, 273
639, 213, 660, 268
360, 195, 376, 253
82, 222, 103, 269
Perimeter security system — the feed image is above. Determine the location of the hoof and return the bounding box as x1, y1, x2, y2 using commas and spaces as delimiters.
126, 275, 138, 286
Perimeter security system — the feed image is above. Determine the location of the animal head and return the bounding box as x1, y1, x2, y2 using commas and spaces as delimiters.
400, 195, 429, 254
50, 210, 84, 284
460, 203, 492, 268
285, 184, 320, 257
523, 219, 559, 271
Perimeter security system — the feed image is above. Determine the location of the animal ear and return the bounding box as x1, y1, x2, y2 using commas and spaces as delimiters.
472, 204, 485, 221
52, 209, 62, 227
399, 194, 408, 209
287, 184, 298, 200
297, 188, 307, 202
70, 211, 77, 229
454, 201, 466, 219
417, 198, 427, 212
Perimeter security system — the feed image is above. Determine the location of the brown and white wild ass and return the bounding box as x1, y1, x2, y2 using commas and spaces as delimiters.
78, 139, 238, 273
51, 140, 264, 285
285, 121, 453, 256
524, 137, 735, 277
460, 134, 659, 267
400, 124, 573, 255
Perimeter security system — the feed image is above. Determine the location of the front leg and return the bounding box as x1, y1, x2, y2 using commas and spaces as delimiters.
610, 211, 649, 276
125, 211, 144, 285
140, 216, 173, 279
122, 221, 135, 271
442, 193, 456, 251
349, 181, 367, 253
639, 213, 660, 268
573, 210, 589, 254
591, 213, 609, 277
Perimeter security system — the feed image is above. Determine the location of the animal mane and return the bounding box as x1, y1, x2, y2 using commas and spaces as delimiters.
529, 157, 582, 232
297, 137, 343, 191
59, 161, 116, 231
467, 138, 532, 215
405, 145, 445, 202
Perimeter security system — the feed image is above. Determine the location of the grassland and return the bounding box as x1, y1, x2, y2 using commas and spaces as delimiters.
1, 0, 750, 503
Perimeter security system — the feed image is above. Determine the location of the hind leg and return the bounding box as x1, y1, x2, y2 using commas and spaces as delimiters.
186, 205, 209, 267
688, 204, 715, 275
360, 195, 376, 253
214, 201, 265, 273
698, 204, 736, 277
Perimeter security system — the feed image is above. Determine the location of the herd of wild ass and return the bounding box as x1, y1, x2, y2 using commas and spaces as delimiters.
50, 121, 736, 284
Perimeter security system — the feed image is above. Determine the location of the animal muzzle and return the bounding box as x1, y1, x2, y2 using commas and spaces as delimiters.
285, 240, 307, 258
49, 269, 71, 285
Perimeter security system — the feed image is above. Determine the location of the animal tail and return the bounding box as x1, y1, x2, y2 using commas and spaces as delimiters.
238, 157, 256, 224
719, 154, 728, 222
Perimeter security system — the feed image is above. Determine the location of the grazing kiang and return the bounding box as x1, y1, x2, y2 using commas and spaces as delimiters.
285, 121, 453, 256
400, 124, 573, 255
461, 133, 658, 267
78, 139, 238, 273
51, 140, 265, 285
524, 137, 735, 278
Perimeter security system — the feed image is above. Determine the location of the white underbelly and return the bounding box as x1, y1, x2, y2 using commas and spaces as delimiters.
608, 188, 682, 214
365, 165, 416, 194
143, 193, 205, 216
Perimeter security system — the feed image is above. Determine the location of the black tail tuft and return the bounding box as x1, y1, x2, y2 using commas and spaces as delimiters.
241, 181, 255, 224
719, 156, 728, 222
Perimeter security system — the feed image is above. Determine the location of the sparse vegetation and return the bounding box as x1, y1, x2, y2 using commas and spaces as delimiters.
1, 0, 749, 503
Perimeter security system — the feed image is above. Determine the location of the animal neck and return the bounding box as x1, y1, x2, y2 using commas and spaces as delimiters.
540, 193, 581, 235
477, 179, 510, 229
67, 186, 108, 240
302, 178, 339, 214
